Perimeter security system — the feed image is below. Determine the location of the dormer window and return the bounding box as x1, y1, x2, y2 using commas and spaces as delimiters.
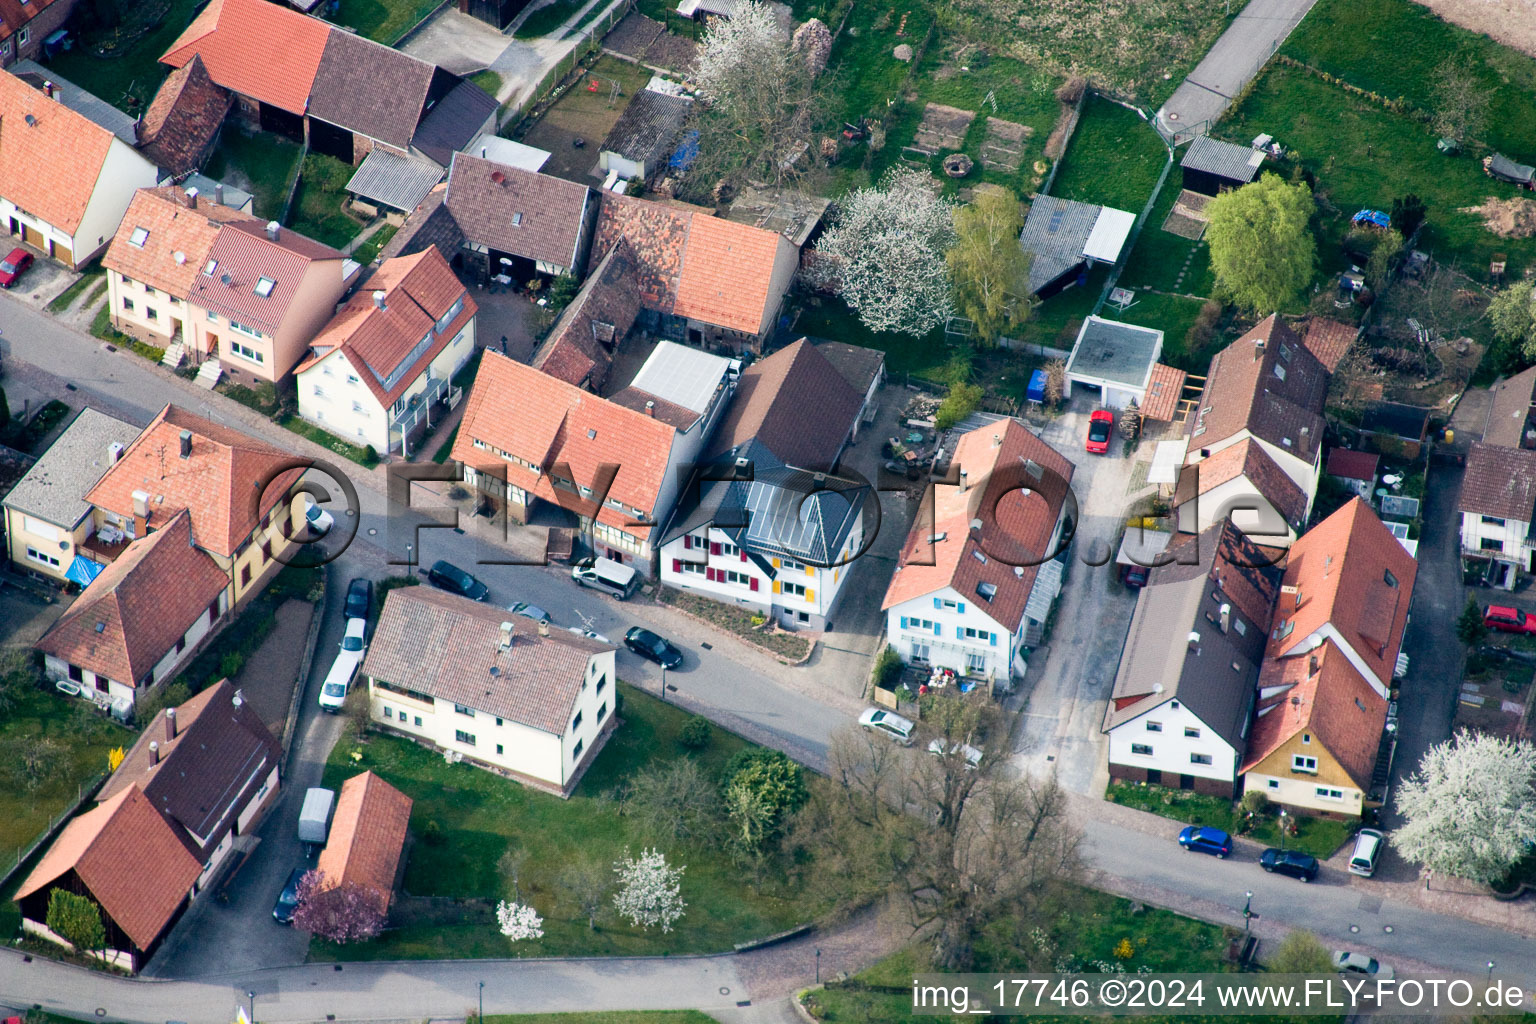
976, 581, 997, 601
203, 259, 217, 275
512, 212, 523, 226
254, 277, 276, 297
129, 227, 149, 247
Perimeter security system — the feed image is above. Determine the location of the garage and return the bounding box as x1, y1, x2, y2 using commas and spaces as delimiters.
1063, 316, 1164, 410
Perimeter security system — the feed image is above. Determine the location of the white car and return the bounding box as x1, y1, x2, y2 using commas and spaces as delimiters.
859, 707, 915, 745
567, 626, 612, 644
1332, 951, 1394, 980
303, 495, 334, 536
318, 618, 367, 712
927, 738, 984, 769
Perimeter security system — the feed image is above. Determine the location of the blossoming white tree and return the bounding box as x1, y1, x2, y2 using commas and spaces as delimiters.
612, 848, 686, 932
1394, 730, 1536, 885
811, 167, 957, 335
496, 899, 545, 942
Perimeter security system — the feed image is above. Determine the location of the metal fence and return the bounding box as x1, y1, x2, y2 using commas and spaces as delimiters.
501, 0, 638, 132
0, 772, 108, 889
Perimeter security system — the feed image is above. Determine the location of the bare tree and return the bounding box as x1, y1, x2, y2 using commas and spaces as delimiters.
626, 756, 723, 845
559, 856, 610, 930
1431, 59, 1488, 146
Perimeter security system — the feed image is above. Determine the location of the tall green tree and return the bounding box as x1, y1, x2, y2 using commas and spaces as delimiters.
947, 190, 1032, 344
1490, 281, 1536, 362
46, 889, 106, 954
1205, 173, 1316, 313
1456, 597, 1488, 647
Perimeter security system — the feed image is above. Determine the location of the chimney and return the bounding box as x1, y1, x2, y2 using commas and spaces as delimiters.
265, 220, 280, 241
1187, 630, 1201, 653
645, 400, 655, 417
1253, 338, 1265, 360
498, 620, 514, 651
537, 620, 550, 637
1308, 653, 1320, 676
108, 441, 125, 464
992, 434, 1001, 448
215, 182, 225, 206
165, 707, 177, 741
481, 146, 487, 159
184, 186, 198, 210
43, 81, 54, 99
959, 469, 968, 493
178, 429, 192, 459
372, 289, 387, 310
1281, 583, 1301, 608
149, 740, 159, 766
132, 488, 151, 535
1219, 602, 1231, 633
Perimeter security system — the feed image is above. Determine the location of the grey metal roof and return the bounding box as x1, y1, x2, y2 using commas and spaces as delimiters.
10, 60, 139, 145
1066, 316, 1163, 389
1181, 135, 1262, 183
627, 341, 730, 415
347, 148, 447, 214
2, 408, 140, 527
1019, 195, 1100, 294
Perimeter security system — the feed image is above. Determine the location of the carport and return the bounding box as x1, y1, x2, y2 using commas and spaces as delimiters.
1064, 316, 1164, 410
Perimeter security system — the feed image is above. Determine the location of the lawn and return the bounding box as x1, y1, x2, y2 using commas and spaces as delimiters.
470, 70, 505, 98
1218, 64, 1536, 282
792, 298, 953, 379
203, 131, 302, 222
431, 425, 459, 463
1281, 0, 1536, 160
518, 56, 653, 182
1114, 292, 1214, 371
1118, 182, 1216, 297
330, 0, 442, 43
515, 0, 585, 38
1050, 95, 1169, 213
289, 152, 369, 250
278, 414, 380, 468
309, 683, 814, 960
45, 267, 107, 314
42, 0, 202, 115
1106, 780, 1359, 860
352, 224, 399, 267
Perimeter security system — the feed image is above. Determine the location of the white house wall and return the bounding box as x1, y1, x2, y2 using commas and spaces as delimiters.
1460, 511, 1532, 566
1106, 701, 1241, 783
884, 585, 1016, 679
74, 139, 161, 267
659, 524, 856, 629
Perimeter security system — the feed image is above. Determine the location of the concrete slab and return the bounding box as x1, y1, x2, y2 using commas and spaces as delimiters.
402, 8, 523, 76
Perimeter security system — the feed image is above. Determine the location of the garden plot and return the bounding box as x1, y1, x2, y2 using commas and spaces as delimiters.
979, 117, 1030, 172
908, 103, 975, 156
1162, 190, 1210, 239
518, 57, 654, 183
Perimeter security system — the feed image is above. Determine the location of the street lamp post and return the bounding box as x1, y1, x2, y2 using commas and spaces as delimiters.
1488, 961, 1495, 983
660, 664, 668, 703
405, 542, 414, 576
247, 990, 256, 1024
1243, 891, 1253, 933
479, 980, 485, 1021
816, 947, 822, 984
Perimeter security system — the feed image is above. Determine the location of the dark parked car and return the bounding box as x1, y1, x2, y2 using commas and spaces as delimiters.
1177, 825, 1232, 858
1259, 847, 1320, 881
272, 866, 307, 924
624, 626, 684, 669
0, 247, 33, 289
426, 560, 488, 601
344, 577, 373, 623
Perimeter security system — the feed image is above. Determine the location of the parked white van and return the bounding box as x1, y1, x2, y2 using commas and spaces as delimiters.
571, 556, 639, 599
1348, 828, 1385, 876
318, 618, 367, 712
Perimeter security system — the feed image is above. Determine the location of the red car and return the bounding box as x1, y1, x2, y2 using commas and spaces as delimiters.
1484, 604, 1536, 634
0, 247, 33, 288
1086, 409, 1114, 454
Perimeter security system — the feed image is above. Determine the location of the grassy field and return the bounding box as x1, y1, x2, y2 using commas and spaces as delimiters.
290, 153, 368, 250
352, 224, 399, 266
793, 299, 953, 379
519, 56, 652, 181
1281, 0, 1536, 159
1218, 65, 1536, 282
1051, 96, 1169, 213
471, 69, 505, 97
309, 683, 813, 960
1115, 292, 1213, 370
204, 132, 302, 222
42, 0, 202, 115
1118, 182, 1216, 297
1106, 780, 1358, 860
330, 0, 442, 43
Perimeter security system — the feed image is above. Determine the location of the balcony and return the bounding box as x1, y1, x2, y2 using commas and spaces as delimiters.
79, 531, 132, 565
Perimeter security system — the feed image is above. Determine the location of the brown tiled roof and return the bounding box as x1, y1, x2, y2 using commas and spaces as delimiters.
295, 247, 475, 408
1266, 497, 1417, 688
316, 771, 411, 916
1242, 639, 1386, 788
592, 192, 792, 336
1141, 362, 1187, 421
377, 188, 464, 263
607, 387, 698, 430
708, 339, 861, 469
1302, 317, 1357, 373
363, 586, 609, 734
881, 419, 1074, 632
35, 510, 230, 686
139, 55, 233, 175
1176, 438, 1308, 529
810, 339, 884, 397
1483, 365, 1536, 449
1188, 315, 1329, 466
98, 680, 280, 847
0, 67, 117, 235
308, 30, 439, 150
530, 240, 641, 391
1326, 447, 1379, 483
86, 404, 304, 559
451, 350, 680, 533
0, 0, 63, 43
104, 187, 259, 299
445, 154, 593, 271
187, 220, 343, 336
161, 0, 330, 117
15, 785, 203, 951
1460, 441, 1536, 522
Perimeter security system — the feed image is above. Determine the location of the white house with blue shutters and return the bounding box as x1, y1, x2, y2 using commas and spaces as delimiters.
885, 586, 1024, 679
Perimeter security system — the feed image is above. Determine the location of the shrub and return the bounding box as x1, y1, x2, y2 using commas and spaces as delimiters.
679, 716, 712, 751
363, 445, 378, 463
423, 819, 443, 845
1185, 300, 1222, 353
219, 651, 246, 680
935, 381, 984, 430
873, 644, 903, 690
1240, 790, 1269, 814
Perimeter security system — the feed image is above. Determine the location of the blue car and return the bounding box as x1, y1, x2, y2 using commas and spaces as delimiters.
1178, 825, 1232, 858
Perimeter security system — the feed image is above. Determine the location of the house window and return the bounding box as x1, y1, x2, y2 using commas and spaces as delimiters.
905, 616, 935, 632
240, 565, 251, 586
572, 711, 583, 733
206, 312, 218, 324
1131, 743, 1154, 756
175, 636, 186, 654
966, 652, 987, 671
1384, 569, 1398, 588
1302, 733, 1311, 744
414, 715, 423, 727
1184, 727, 1200, 738
678, 561, 706, 575
254, 277, 276, 298
18, 27, 29, 45
597, 701, 608, 723
228, 320, 263, 340
128, 226, 149, 247
496, 744, 504, 755
1481, 538, 1506, 552
961, 626, 990, 640
0, 40, 10, 57
435, 297, 465, 332
1267, 779, 1279, 790
383, 707, 393, 719
1233, 618, 1246, 636
1273, 619, 1295, 640
229, 340, 264, 364
1315, 787, 1344, 801
1292, 755, 1318, 773
68, 665, 83, 682
572, 738, 584, 760
496, 717, 503, 726
1146, 722, 1162, 732
1190, 753, 1213, 766
723, 570, 752, 585
938, 599, 958, 610
145, 307, 159, 321
783, 582, 807, 597
313, 385, 325, 398
454, 729, 476, 746
144, 286, 156, 297
352, 401, 364, 413
348, 374, 361, 385
454, 704, 475, 717
1481, 515, 1505, 526
780, 558, 805, 572
122, 297, 135, 312
24, 547, 60, 568
595, 674, 607, 694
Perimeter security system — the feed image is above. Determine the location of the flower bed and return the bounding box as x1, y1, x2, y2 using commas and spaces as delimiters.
656, 587, 813, 662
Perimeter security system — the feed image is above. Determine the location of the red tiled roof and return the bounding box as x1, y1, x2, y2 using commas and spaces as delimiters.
15, 785, 203, 952
1266, 497, 1417, 687
316, 771, 411, 916
187, 220, 343, 336
0, 0, 63, 43
1302, 317, 1357, 373
1326, 447, 1379, 483
1141, 362, 1187, 421
138, 55, 233, 176
0, 68, 116, 235
295, 247, 475, 408
161, 0, 330, 117
104, 187, 259, 299
86, 404, 304, 559
451, 350, 679, 533
35, 510, 230, 685
1242, 638, 1386, 789
881, 419, 1074, 632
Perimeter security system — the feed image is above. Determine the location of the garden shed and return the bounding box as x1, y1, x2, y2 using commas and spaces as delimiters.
1179, 135, 1264, 196
1019, 195, 1135, 298
1064, 316, 1164, 410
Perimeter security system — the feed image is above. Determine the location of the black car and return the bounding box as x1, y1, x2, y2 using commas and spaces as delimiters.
426, 560, 489, 601
625, 626, 684, 669
272, 866, 307, 924
344, 577, 373, 622
1259, 847, 1320, 882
